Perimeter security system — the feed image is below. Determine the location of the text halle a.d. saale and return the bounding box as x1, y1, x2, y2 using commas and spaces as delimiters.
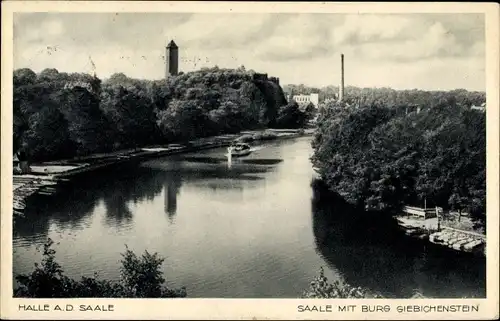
19, 304, 114, 312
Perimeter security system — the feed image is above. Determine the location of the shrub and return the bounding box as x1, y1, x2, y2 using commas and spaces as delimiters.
14, 238, 186, 298
253, 131, 278, 141
302, 268, 382, 298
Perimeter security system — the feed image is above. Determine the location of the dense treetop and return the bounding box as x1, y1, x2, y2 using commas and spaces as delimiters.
14, 67, 309, 161
283, 84, 485, 109
311, 95, 486, 221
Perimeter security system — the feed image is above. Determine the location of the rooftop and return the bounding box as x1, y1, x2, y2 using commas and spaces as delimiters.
166, 40, 178, 49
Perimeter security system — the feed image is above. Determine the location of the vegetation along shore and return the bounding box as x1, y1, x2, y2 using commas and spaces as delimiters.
13, 66, 315, 216
13, 66, 485, 298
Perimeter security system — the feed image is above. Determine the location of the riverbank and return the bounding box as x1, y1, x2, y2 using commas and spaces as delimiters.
12, 128, 314, 217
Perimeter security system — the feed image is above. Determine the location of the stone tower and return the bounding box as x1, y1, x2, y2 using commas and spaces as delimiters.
165, 40, 179, 78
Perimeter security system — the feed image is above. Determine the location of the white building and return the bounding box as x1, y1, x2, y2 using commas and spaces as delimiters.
291, 93, 319, 108
471, 102, 486, 112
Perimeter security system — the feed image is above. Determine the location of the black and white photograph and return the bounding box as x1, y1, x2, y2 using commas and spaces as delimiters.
1, 1, 499, 320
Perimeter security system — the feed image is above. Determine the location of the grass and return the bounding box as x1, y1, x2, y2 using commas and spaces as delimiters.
440, 213, 485, 235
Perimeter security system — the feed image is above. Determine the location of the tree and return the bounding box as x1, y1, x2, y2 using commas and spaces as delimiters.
14, 68, 37, 87
156, 99, 206, 141
311, 91, 485, 220
448, 191, 470, 221
23, 101, 74, 161
14, 71, 75, 159
100, 83, 159, 148
12, 66, 292, 161
208, 100, 243, 134
59, 84, 111, 156
38, 68, 61, 83
275, 101, 307, 129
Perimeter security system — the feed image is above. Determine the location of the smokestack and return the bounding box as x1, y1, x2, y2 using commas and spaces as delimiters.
339, 53, 344, 102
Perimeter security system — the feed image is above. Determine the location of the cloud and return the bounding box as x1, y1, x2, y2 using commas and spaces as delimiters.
259, 14, 485, 64
176, 14, 285, 50
253, 14, 332, 61
357, 21, 464, 62
12, 13, 486, 91
19, 17, 64, 45
331, 15, 415, 45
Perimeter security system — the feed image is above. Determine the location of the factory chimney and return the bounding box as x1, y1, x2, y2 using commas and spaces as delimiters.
338, 53, 344, 102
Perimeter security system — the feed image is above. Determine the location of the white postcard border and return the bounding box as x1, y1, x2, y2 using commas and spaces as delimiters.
1, 1, 499, 320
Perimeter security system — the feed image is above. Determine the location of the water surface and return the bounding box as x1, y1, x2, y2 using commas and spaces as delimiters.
13, 137, 486, 298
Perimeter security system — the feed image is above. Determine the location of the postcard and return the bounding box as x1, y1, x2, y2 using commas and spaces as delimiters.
1, 1, 499, 320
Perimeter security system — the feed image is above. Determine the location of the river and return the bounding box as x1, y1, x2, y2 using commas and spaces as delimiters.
13, 137, 486, 298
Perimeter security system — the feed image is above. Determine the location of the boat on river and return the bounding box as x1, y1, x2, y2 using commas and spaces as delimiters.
228, 143, 252, 157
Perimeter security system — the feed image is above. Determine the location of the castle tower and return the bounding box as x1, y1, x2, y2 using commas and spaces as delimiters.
165, 40, 179, 78
338, 53, 344, 102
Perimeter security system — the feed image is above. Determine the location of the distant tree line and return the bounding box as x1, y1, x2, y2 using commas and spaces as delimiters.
283, 84, 486, 109
14, 67, 311, 162
311, 95, 486, 222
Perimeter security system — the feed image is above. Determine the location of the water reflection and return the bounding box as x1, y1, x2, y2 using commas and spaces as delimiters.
144, 158, 282, 183
97, 167, 164, 228
13, 202, 51, 242
14, 185, 100, 242
310, 179, 486, 298
163, 169, 182, 222
103, 189, 133, 227
13, 166, 165, 238
14, 148, 285, 241
142, 150, 284, 194
13, 138, 485, 299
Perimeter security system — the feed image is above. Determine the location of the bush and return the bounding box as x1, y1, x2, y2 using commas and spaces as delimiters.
14, 239, 186, 298
235, 131, 278, 143
253, 131, 278, 141
302, 268, 382, 298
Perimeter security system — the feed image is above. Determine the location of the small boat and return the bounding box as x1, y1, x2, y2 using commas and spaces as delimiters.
228, 143, 252, 157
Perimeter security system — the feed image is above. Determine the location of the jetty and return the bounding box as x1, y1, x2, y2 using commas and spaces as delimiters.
13, 175, 62, 216
12, 129, 312, 217
396, 209, 486, 256
429, 227, 485, 255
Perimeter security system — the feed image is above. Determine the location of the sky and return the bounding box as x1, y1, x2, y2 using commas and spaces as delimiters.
13, 12, 486, 91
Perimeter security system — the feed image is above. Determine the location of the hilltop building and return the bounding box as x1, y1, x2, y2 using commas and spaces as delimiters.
162, 40, 283, 88
252, 73, 280, 85
289, 93, 319, 108
165, 40, 179, 78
